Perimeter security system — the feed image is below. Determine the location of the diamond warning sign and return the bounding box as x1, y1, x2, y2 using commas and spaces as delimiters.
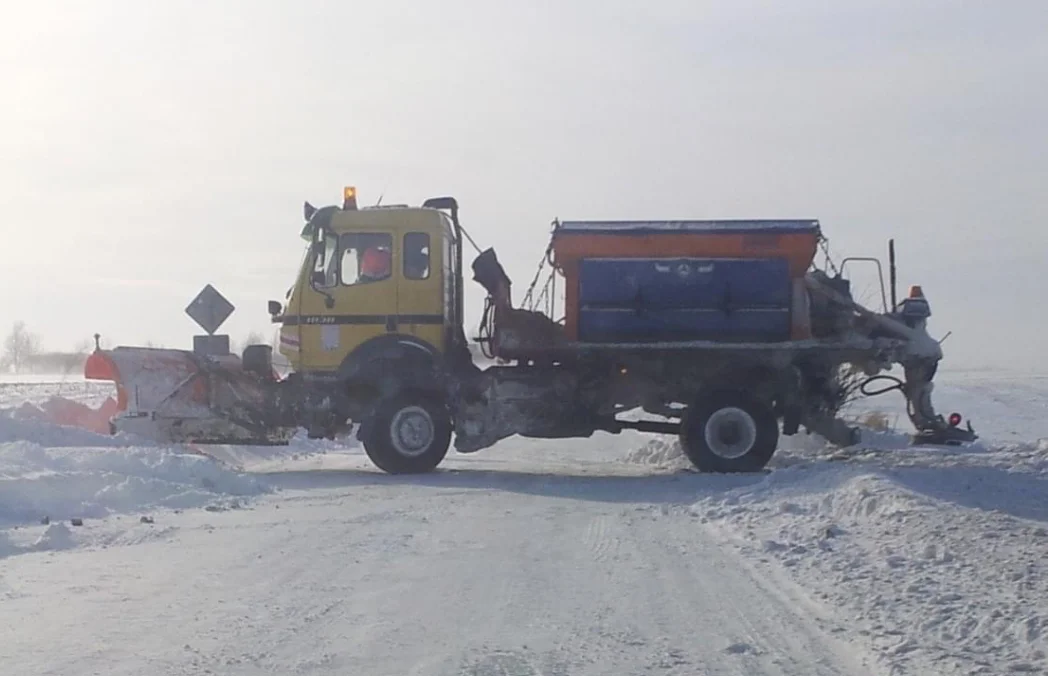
185, 284, 235, 335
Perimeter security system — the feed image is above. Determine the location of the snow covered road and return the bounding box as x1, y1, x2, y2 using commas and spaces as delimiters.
3, 370, 1048, 675
1, 452, 873, 676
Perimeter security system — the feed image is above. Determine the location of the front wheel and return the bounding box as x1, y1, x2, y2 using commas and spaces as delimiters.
680, 390, 779, 473
362, 392, 452, 474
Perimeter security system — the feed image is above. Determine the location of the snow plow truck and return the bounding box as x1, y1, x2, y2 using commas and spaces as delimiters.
84, 186, 976, 473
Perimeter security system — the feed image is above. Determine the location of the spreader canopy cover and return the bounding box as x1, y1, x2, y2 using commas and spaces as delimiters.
552, 219, 821, 235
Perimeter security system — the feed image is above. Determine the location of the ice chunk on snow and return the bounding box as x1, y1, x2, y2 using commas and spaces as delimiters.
32, 522, 76, 552
621, 438, 690, 470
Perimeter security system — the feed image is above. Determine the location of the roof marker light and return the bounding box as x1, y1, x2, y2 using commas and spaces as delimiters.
343, 186, 358, 210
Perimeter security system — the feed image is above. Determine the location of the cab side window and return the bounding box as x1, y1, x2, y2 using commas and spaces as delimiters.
404, 232, 430, 280
340, 233, 392, 285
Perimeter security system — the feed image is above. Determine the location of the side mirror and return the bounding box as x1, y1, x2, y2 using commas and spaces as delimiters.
422, 196, 458, 211
304, 201, 317, 221
267, 300, 282, 316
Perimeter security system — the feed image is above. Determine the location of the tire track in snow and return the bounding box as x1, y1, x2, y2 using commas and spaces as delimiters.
582, 513, 619, 564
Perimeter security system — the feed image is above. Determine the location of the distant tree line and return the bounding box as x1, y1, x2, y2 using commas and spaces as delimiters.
0, 321, 90, 375
0, 322, 272, 375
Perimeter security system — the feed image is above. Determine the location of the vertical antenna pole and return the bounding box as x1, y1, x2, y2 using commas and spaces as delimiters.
888, 239, 898, 311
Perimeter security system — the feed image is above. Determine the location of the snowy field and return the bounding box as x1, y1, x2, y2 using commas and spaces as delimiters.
1, 368, 1047, 675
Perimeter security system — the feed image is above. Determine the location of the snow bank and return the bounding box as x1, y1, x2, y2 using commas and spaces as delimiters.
1, 402, 133, 448
10, 395, 119, 435
693, 439, 1048, 675
0, 399, 277, 559
0, 440, 270, 526
0, 389, 361, 560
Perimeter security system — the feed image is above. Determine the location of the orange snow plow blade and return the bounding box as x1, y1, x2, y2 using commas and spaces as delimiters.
15, 395, 121, 436
84, 350, 128, 413
84, 350, 117, 382
83, 346, 297, 445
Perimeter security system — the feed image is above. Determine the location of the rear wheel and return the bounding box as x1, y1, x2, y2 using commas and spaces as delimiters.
680, 390, 779, 473
362, 392, 452, 474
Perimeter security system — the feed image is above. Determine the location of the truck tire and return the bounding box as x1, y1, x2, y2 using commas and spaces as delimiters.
680, 391, 779, 473
361, 392, 452, 474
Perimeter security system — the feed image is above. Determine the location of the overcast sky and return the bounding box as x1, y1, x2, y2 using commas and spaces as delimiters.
2, 0, 1046, 371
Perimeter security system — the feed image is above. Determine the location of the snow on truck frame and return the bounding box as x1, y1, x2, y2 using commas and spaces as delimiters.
84, 186, 976, 474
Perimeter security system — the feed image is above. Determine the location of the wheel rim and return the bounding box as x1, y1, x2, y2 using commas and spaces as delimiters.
703, 407, 758, 459
389, 406, 435, 457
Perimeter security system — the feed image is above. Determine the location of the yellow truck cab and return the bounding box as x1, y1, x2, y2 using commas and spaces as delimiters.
267, 188, 471, 465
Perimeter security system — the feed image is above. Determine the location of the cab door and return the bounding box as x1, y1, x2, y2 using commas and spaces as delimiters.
396, 229, 445, 353
297, 230, 399, 372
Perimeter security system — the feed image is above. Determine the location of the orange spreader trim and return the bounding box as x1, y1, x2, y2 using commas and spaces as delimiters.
552, 232, 819, 276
